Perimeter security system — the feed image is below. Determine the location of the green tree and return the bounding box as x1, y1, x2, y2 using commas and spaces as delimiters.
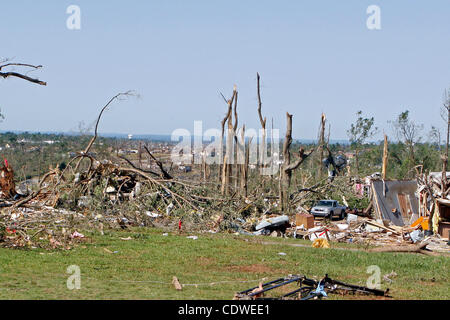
428, 126, 441, 152
347, 111, 378, 174
389, 110, 423, 175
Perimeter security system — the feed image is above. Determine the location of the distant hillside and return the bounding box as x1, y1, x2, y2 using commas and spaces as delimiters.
0, 131, 351, 144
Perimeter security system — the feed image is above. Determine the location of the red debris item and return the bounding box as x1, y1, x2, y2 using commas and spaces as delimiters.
318, 229, 329, 237
4, 158, 8, 167
6, 228, 16, 234
178, 220, 182, 231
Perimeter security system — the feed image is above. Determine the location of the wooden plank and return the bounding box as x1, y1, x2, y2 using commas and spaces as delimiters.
172, 276, 182, 291
371, 182, 383, 221
366, 220, 401, 235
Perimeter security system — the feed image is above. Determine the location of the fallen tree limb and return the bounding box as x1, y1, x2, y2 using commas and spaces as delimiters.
254, 240, 444, 256
11, 170, 57, 208
117, 166, 199, 210
368, 242, 436, 256
117, 155, 160, 178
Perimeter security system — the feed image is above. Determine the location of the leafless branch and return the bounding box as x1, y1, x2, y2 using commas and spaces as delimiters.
75, 91, 137, 171
143, 145, 173, 180
257, 73, 266, 129
0, 60, 46, 86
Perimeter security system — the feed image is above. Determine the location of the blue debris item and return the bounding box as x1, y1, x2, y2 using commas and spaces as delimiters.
314, 280, 328, 298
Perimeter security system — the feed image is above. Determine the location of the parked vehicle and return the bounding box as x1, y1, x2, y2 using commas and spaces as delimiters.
310, 200, 347, 219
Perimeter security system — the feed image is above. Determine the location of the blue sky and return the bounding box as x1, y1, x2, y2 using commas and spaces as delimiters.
0, 0, 449, 140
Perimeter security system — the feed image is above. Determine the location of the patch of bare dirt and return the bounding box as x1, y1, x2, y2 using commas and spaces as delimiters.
197, 257, 217, 266
225, 264, 278, 274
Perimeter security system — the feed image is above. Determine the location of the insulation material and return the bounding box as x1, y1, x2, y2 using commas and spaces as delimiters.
433, 200, 440, 234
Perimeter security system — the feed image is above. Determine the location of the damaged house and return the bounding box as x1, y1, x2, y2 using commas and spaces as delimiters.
371, 180, 419, 227
370, 171, 450, 239
417, 172, 450, 239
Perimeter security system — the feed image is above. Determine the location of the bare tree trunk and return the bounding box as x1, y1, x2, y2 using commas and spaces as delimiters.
225, 125, 234, 196
233, 92, 239, 192
442, 103, 450, 194
218, 88, 236, 186
243, 139, 251, 198
220, 88, 237, 195
281, 113, 293, 212
318, 113, 326, 178
382, 135, 389, 180
217, 139, 224, 183
257, 73, 267, 174
270, 118, 275, 184
238, 128, 250, 198
236, 126, 245, 196
280, 113, 314, 213
138, 141, 142, 169
409, 143, 416, 166
355, 146, 360, 174
221, 155, 228, 195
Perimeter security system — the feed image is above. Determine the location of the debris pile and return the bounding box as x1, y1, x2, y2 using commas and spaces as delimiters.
0, 152, 240, 248
217, 208, 449, 254
0, 206, 91, 250
293, 213, 449, 253
0, 136, 448, 256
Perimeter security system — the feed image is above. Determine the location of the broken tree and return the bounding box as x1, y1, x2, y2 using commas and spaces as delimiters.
280, 113, 314, 213
0, 160, 16, 199
257, 73, 267, 175
220, 87, 237, 195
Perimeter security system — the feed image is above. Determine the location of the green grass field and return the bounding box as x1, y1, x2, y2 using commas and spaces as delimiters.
0, 228, 448, 300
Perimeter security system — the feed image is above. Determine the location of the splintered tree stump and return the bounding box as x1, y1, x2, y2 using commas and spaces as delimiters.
0, 165, 17, 199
